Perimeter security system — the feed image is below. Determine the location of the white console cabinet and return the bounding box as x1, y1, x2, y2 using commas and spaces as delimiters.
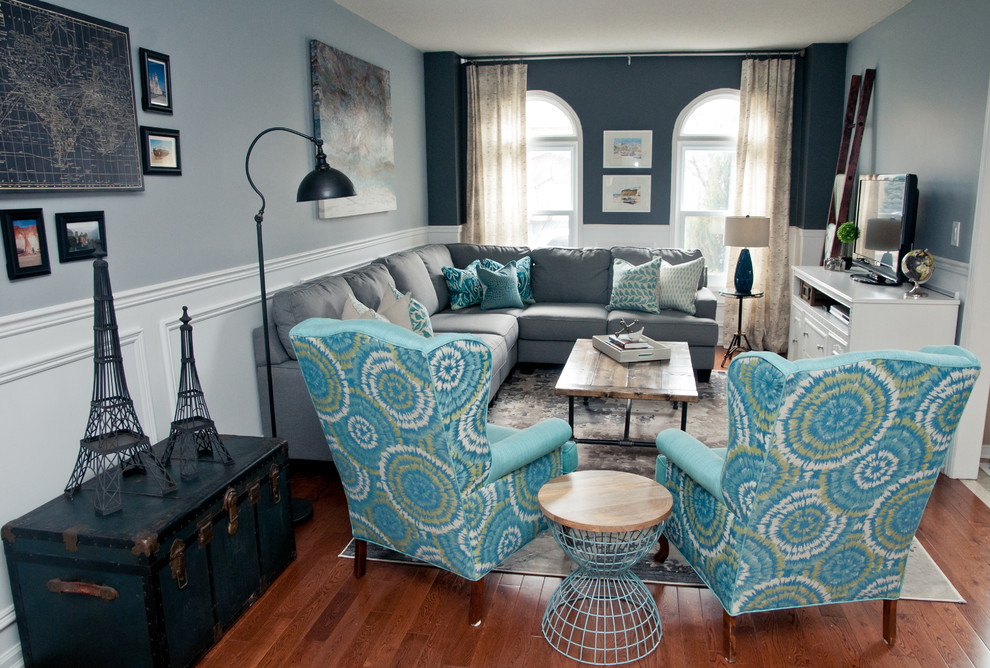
788, 266, 959, 361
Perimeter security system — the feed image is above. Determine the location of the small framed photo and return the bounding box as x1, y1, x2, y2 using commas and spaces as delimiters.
1, 209, 51, 280
603, 175, 652, 213
141, 126, 182, 175
56, 211, 107, 262
603, 130, 653, 168
140, 48, 173, 114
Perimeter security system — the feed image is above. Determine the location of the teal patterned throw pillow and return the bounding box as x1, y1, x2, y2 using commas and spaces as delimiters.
477, 261, 525, 310
388, 286, 433, 338
607, 257, 662, 313
481, 256, 535, 304
657, 256, 705, 315
441, 259, 483, 310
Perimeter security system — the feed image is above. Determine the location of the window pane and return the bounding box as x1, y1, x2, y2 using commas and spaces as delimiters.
527, 149, 572, 211
681, 149, 733, 211
528, 215, 570, 248
682, 98, 739, 136
527, 99, 574, 137
684, 216, 726, 275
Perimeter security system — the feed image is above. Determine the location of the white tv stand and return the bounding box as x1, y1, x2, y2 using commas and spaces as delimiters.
788, 266, 959, 361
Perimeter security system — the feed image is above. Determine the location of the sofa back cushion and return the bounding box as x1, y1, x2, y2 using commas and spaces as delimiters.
382, 250, 441, 315
414, 244, 454, 311
342, 262, 395, 310
447, 243, 530, 268
531, 247, 611, 304
611, 246, 708, 289
271, 274, 354, 358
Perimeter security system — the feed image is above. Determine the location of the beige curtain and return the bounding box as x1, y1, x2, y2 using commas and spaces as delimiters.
465, 63, 528, 245
724, 57, 795, 354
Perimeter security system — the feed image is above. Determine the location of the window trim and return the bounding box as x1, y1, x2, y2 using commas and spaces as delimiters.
526, 90, 582, 247
670, 88, 739, 287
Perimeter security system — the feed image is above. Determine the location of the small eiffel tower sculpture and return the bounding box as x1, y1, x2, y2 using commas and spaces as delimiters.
65, 247, 177, 515
162, 307, 233, 480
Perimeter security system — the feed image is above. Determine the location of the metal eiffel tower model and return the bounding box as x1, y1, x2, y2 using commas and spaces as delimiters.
65, 248, 177, 514
162, 307, 233, 480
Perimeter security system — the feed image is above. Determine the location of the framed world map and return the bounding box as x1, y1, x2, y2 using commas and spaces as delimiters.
0, 0, 143, 191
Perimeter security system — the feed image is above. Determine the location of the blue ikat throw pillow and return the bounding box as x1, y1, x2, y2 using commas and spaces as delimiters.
441, 259, 483, 310
477, 261, 524, 310
607, 257, 663, 313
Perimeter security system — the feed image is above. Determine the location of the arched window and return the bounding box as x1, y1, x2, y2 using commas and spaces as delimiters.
671, 89, 740, 286
527, 91, 581, 247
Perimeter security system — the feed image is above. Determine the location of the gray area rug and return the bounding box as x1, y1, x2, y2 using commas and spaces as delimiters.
340, 366, 964, 602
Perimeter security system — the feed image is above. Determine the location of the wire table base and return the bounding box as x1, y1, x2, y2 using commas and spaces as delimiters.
542, 523, 664, 665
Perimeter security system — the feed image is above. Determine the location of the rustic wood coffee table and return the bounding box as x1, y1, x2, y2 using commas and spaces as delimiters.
555, 339, 698, 446
538, 470, 673, 664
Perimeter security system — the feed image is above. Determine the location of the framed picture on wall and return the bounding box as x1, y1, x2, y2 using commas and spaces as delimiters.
603, 130, 653, 168
1, 209, 51, 280
602, 175, 652, 213
141, 126, 182, 175
140, 48, 173, 114
56, 211, 106, 262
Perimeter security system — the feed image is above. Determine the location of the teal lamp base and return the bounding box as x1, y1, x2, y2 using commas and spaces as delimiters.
734, 248, 754, 294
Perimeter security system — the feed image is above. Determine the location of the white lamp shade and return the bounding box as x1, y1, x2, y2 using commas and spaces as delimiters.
724, 215, 770, 248
863, 218, 901, 251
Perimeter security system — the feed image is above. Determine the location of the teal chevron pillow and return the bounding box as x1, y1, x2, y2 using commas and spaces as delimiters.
481, 256, 534, 304
385, 286, 434, 338
658, 256, 704, 315
477, 261, 525, 309
441, 259, 483, 310
607, 257, 662, 313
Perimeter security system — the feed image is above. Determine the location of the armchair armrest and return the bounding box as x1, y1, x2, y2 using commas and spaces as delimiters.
656, 428, 726, 499
487, 418, 573, 484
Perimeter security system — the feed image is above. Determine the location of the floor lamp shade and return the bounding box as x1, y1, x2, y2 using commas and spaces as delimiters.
725, 215, 770, 294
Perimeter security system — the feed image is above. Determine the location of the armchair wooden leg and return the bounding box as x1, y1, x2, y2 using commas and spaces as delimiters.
353, 539, 367, 579
883, 599, 897, 645
653, 534, 670, 563
723, 611, 737, 663
469, 577, 485, 626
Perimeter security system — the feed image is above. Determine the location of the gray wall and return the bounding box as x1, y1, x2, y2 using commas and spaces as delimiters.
0, 0, 428, 317
847, 0, 990, 262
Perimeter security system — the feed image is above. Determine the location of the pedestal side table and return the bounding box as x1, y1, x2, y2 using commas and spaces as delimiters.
720, 290, 764, 366
538, 470, 673, 665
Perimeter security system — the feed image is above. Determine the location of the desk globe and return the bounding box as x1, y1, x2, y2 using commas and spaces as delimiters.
901, 249, 935, 298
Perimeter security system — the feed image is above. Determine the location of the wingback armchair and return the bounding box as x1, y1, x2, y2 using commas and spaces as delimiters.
290, 318, 578, 624
655, 346, 980, 661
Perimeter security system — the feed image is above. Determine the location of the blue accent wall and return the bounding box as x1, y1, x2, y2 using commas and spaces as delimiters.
847, 0, 990, 261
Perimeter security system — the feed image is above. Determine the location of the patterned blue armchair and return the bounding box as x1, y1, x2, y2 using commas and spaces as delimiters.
290, 318, 578, 624
655, 346, 980, 661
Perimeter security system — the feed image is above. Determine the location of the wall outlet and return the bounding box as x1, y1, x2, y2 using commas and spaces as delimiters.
951, 221, 961, 247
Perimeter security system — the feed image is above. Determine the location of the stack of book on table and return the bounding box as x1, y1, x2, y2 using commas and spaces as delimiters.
592, 334, 672, 363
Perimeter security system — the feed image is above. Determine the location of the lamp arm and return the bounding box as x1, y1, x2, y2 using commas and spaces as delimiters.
244, 126, 324, 223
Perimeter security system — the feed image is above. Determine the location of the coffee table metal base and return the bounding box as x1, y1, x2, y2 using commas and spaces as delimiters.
567, 396, 689, 447
542, 523, 664, 665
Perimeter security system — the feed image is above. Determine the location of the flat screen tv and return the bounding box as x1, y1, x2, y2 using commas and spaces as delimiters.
850, 173, 918, 285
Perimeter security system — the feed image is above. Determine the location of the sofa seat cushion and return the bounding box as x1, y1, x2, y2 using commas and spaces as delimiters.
518, 303, 608, 341
606, 309, 719, 347
431, 310, 520, 341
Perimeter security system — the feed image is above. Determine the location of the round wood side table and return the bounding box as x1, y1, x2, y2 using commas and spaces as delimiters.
538, 470, 673, 665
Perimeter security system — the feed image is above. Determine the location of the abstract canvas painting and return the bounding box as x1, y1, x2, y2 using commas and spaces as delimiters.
310, 40, 396, 218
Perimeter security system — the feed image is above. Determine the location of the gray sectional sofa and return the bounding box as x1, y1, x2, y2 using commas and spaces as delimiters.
253, 243, 719, 461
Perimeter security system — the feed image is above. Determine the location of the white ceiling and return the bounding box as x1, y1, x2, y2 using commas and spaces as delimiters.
334, 0, 911, 57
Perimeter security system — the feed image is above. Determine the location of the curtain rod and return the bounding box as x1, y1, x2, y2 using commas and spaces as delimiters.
461, 48, 804, 64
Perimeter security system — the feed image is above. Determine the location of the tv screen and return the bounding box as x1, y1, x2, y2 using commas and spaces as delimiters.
851, 174, 918, 285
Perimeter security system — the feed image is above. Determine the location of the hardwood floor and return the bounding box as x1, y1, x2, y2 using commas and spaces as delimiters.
197, 462, 990, 667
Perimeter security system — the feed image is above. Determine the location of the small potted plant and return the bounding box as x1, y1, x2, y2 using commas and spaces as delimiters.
836, 221, 860, 269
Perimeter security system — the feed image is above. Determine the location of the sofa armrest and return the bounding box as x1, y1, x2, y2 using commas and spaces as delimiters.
655, 428, 726, 499
694, 287, 717, 320
487, 418, 574, 484
252, 323, 291, 367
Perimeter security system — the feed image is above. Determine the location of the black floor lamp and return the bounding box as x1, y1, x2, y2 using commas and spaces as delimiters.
245, 126, 355, 526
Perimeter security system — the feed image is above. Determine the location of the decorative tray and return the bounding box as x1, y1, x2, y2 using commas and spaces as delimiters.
592, 334, 671, 363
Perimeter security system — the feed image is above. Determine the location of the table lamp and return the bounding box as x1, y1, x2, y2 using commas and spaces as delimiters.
246, 126, 355, 525
724, 215, 770, 294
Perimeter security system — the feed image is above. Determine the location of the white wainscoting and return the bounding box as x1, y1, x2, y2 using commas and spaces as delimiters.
0, 225, 430, 666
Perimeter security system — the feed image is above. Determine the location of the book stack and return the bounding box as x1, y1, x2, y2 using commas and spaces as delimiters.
607, 334, 652, 351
